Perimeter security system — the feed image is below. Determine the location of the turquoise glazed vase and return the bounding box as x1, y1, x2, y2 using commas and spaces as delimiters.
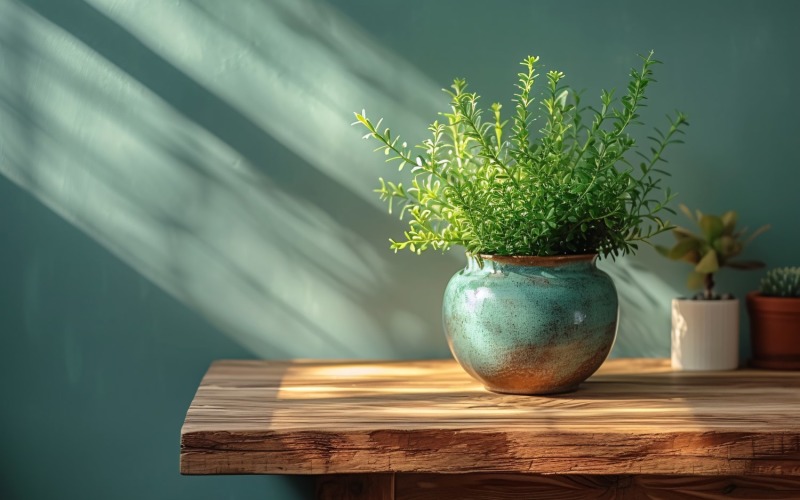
443, 254, 618, 395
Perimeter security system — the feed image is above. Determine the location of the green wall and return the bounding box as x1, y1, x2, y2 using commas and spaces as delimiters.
1, 0, 798, 498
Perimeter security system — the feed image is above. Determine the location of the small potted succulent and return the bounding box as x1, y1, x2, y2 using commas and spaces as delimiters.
657, 205, 768, 370
747, 267, 800, 370
355, 51, 687, 394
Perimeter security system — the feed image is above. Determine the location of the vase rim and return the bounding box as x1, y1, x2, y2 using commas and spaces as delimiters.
479, 254, 597, 267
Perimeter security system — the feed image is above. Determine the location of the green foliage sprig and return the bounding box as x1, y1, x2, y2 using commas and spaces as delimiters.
354, 52, 688, 259
760, 267, 800, 297
656, 205, 769, 299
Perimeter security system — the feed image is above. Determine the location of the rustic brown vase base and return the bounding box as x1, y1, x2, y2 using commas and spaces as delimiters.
750, 358, 800, 370
484, 384, 579, 395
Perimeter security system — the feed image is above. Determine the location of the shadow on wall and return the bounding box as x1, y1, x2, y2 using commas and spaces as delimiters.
0, 0, 459, 360
0, 0, 679, 361
600, 255, 679, 358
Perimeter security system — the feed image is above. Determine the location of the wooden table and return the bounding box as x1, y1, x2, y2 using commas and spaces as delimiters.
181, 358, 800, 499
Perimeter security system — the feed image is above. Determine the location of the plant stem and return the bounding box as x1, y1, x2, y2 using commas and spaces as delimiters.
704, 273, 715, 300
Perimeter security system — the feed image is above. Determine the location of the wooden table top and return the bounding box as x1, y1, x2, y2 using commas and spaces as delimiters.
180, 358, 800, 476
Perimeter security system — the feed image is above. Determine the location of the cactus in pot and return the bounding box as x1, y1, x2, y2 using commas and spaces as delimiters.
760, 267, 800, 298
748, 267, 800, 370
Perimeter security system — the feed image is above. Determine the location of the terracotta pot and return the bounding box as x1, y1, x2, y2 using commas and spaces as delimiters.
671, 298, 740, 371
746, 291, 800, 370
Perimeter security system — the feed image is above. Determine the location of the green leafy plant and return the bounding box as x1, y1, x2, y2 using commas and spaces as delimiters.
656, 205, 769, 299
354, 51, 688, 260
760, 267, 800, 297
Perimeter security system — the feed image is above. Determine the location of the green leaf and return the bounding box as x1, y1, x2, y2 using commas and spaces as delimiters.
681, 250, 701, 264
699, 214, 724, 241
721, 211, 737, 235
695, 249, 719, 274
743, 224, 771, 246
655, 245, 671, 257
713, 235, 738, 260
555, 89, 569, 108
667, 239, 698, 260
672, 227, 698, 241
678, 204, 695, 223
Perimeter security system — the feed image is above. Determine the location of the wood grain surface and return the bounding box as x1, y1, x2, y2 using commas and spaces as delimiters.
180, 358, 800, 476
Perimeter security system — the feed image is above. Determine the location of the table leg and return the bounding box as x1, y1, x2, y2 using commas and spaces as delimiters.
316, 473, 395, 500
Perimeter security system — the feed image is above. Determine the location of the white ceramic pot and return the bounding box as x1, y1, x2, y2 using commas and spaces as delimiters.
671, 298, 740, 370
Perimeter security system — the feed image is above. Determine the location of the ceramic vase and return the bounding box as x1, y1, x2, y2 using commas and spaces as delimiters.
443, 254, 618, 395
